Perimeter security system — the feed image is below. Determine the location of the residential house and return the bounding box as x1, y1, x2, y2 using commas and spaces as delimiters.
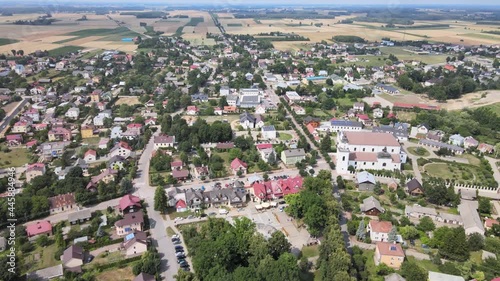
68, 209, 92, 224
62, 245, 84, 272
93, 110, 112, 127
109, 141, 133, 158
357, 171, 376, 191
375, 242, 405, 269
80, 125, 95, 139
214, 107, 223, 115
48, 127, 71, 142
110, 126, 123, 139
48, 193, 76, 215
255, 104, 266, 114
360, 196, 385, 216
463, 136, 479, 149
484, 218, 499, 231
419, 139, 464, 154
478, 143, 494, 154
65, 108, 80, 120
375, 83, 400, 94
367, 220, 393, 242
373, 108, 384, 118
24, 108, 40, 122
406, 179, 424, 196
449, 134, 465, 146
231, 158, 248, 175
226, 94, 239, 106
194, 166, 209, 179
353, 102, 365, 112
239, 95, 261, 108
26, 221, 52, 238
281, 149, 306, 166
291, 105, 306, 115
26, 163, 46, 183
426, 130, 445, 141
153, 134, 175, 149
122, 123, 143, 140
115, 210, 144, 236
239, 112, 264, 129
261, 125, 277, 139
84, 149, 97, 162
172, 169, 190, 181
256, 143, 277, 164
86, 168, 118, 191
108, 155, 127, 170
223, 106, 238, 114
6, 134, 23, 146
191, 93, 208, 103
186, 106, 199, 115
118, 194, 142, 214
122, 231, 148, 257
372, 124, 409, 142
12, 120, 31, 133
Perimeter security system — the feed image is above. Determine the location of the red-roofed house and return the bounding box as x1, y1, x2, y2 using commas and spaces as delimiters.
26, 221, 52, 238
118, 194, 142, 214
186, 106, 199, 115
444, 64, 456, 72
6, 134, 23, 146
252, 181, 273, 202
171, 161, 184, 170
375, 242, 405, 269
84, 149, 97, 162
230, 158, 248, 175
26, 139, 37, 149
367, 220, 393, 242
478, 143, 494, 154
484, 218, 499, 230
175, 199, 188, 212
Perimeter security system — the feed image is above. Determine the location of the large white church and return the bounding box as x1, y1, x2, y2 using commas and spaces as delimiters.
335, 131, 407, 174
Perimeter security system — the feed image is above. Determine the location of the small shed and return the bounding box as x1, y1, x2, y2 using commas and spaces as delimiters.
357, 171, 376, 191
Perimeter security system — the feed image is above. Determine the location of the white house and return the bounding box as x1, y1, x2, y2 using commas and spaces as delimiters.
93, 110, 112, 127
336, 131, 405, 174
64, 108, 80, 120
255, 105, 266, 114
449, 134, 465, 147
367, 220, 393, 242
261, 125, 277, 140
373, 108, 384, 118
153, 134, 175, 149
291, 105, 306, 115
330, 120, 363, 133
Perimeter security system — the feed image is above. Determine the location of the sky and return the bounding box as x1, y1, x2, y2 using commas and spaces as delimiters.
8, 0, 500, 6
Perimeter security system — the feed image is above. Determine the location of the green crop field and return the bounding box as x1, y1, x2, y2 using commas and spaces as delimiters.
185, 17, 204, 26
227, 23, 243, 27
54, 27, 137, 43
48, 46, 81, 56
0, 38, 19, 46
380, 47, 449, 64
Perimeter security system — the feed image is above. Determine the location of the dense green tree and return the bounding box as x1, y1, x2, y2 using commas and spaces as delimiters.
400, 261, 428, 281
478, 197, 491, 215
468, 233, 484, 251
417, 216, 436, 232
154, 186, 168, 214
439, 227, 470, 261
268, 231, 291, 260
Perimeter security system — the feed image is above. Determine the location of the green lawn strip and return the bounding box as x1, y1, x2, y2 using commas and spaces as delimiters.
0, 146, 30, 168
0, 38, 19, 46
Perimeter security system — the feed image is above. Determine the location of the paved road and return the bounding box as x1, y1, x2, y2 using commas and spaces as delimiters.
402, 142, 423, 182
0, 98, 28, 137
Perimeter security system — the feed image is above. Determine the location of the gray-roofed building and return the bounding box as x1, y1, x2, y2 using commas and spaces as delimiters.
419, 139, 464, 154
360, 196, 385, 215
458, 201, 485, 236
191, 93, 209, 103
428, 271, 464, 281
372, 124, 409, 141
384, 273, 406, 281
261, 125, 277, 139
437, 212, 462, 225
239, 112, 263, 129
62, 245, 84, 272
356, 171, 376, 191
331, 120, 363, 132
239, 95, 261, 108
27, 264, 64, 281
185, 188, 204, 210
281, 149, 306, 165
68, 209, 92, 224
226, 94, 239, 106
405, 204, 438, 220
376, 83, 400, 94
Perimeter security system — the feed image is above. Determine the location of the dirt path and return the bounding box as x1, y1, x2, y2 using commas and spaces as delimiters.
430, 90, 500, 111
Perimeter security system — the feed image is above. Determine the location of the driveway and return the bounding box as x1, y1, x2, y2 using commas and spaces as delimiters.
90, 243, 121, 257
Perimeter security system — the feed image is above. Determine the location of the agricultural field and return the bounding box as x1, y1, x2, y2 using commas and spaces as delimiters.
379, 46, 449, 65
115, 96, 141, 106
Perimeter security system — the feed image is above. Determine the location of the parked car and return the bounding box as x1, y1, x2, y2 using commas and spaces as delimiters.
176, 254, 186, 259
171, 237, 180, 242
177, 259, 186, 264
208, 212, 216, 216
175, 248, 184, 253
173, 240, 182, 245
175, 245, 184, 250
175, 252, 185, 257
180, 263, 190, 268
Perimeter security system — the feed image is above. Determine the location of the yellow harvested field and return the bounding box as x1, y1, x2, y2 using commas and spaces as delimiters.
0, 42, 61, 54
37, 36, 77, 43
63, 36, 106, 46
115, 96, 141, 106
77, 41, 137, 53
271, 41, 310, 51
437, 90, 500, 111
216, 13, 235, 18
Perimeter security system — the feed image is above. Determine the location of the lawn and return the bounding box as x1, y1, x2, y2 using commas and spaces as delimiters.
167, 209, 196, 220
96, 266, 134, 281
24, 243, 60, 272
470, 251, 483, 265
89, 251, 124, 268
48, 46, 81, 56
380, 47, 449, 65
406, 256, 440, 272
204, 114, 240, 124
166, 226, 177, 237
422, 160, 492, 185
407, 147, 430, 157
458, 154, 481, 166
484, 102, 500, 113
0, 38, 19, 46
313, 109, 330, 117
362, 249, 378, 278
334, 97, 357, 107
395, 111, 416, 121
301, 245, 319, 258
227, 23, 243, 27
81, 137, 101, 147
278, 132, 293, 141
0, 146, 30, 168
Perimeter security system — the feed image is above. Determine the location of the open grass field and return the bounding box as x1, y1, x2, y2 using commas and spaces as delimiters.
278, 132, 293, 141
0, 38, 19, 46
96, 266, 134, 281
0, 146, 30, 168
24, 243, 60, 272
422, 160, 491, 184
301, 245, 319, 258
379, 47, 449, 65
